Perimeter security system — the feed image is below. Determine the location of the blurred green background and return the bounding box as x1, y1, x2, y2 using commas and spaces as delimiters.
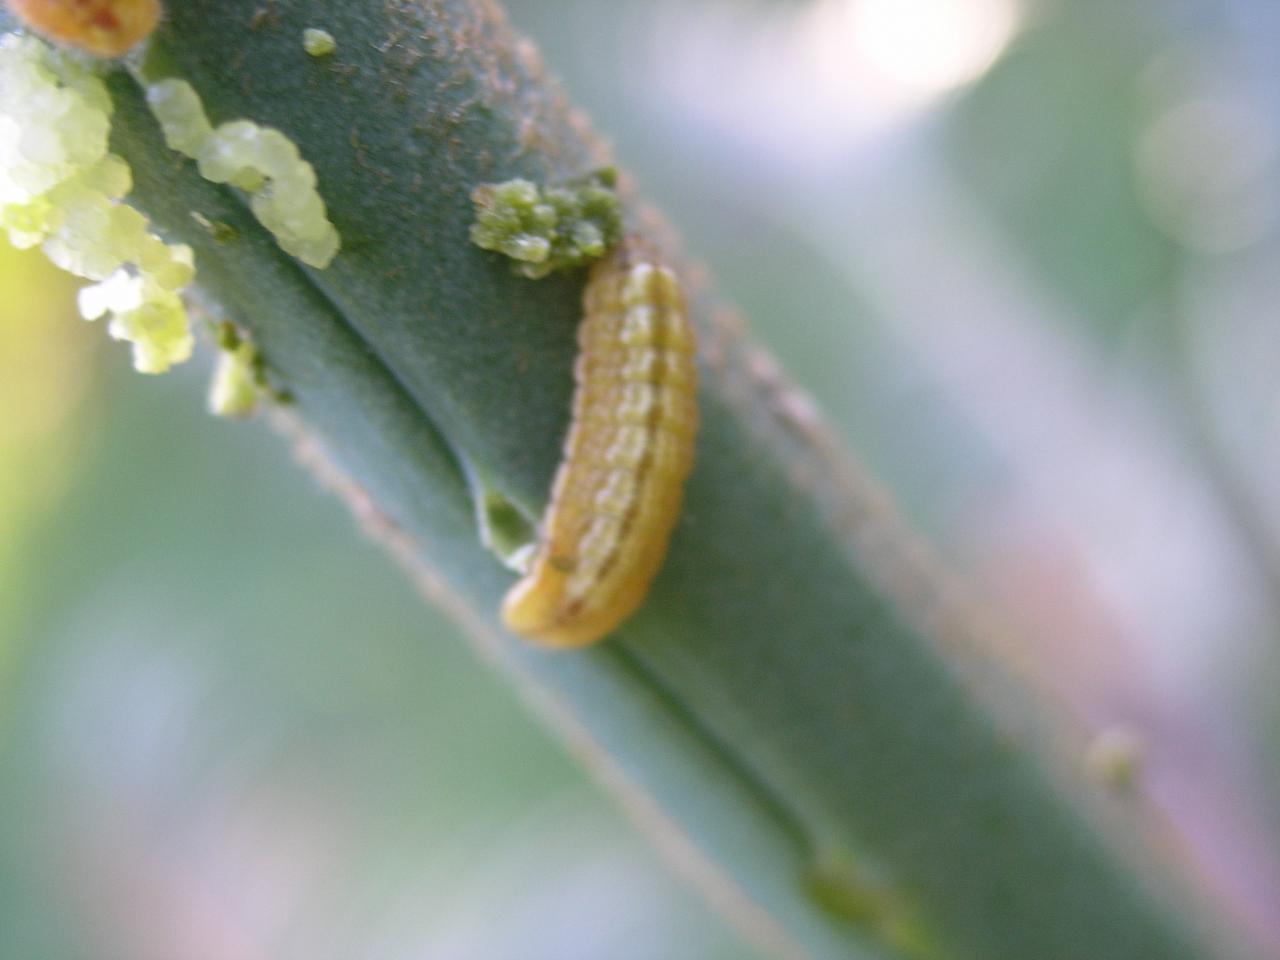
3, 0, 1280, 956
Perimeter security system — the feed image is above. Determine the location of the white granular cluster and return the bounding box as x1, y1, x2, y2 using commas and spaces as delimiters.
0, 32, 195, 373
146, 78, 341, 269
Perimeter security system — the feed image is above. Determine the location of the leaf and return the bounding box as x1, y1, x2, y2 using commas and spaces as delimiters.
4, 1, 1255, 957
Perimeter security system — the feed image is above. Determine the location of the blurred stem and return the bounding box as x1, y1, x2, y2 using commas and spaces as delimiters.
1165, 288, 1280, 618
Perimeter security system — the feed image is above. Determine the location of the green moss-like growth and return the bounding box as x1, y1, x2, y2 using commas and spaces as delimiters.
469, 168, 621, 279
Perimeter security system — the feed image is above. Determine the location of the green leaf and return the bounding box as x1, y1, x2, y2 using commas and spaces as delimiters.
3, 2, 1255, 958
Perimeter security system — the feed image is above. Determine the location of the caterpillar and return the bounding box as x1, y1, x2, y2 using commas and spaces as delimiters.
502, 236, 698, 648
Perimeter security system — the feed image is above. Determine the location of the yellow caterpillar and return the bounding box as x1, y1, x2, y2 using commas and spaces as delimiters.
502, 237, 698, 647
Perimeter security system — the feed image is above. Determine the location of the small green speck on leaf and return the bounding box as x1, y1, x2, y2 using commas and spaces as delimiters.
473, 484, 538, 572
302, 28, 337, 57
801, 850, 940, 959
1085, 726, 1145, 793
208, 321, 266, 418
469, 167, 621, 278
192, 211, 238, 243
